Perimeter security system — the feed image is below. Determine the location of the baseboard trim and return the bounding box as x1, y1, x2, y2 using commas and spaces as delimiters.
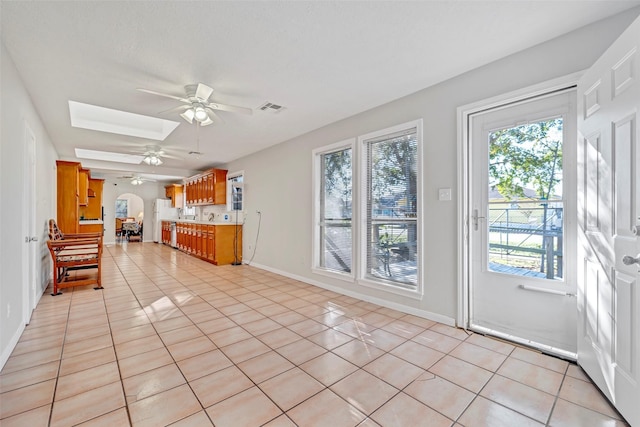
248, 262, 455, 327
0, 322, 26, 371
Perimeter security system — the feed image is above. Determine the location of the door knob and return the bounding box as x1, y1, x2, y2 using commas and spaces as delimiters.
622, 255, 640, 266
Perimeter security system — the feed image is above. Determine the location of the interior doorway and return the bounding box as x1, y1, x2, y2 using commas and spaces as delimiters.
115, 193, 144, 242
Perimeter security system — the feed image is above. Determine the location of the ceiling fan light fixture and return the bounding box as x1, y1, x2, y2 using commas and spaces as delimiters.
194, 106, 208, 122
131, 177, 144, 185
143, 154, 163, 166
180, 108, 195, 124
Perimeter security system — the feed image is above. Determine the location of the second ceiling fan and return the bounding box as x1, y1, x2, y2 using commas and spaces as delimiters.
138, 83, 252, 126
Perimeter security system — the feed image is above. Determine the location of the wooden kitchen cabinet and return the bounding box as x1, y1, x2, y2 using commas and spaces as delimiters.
172, 221, 241, 265
56, 160, 80, 234
78, 224, 103, 233
165, 184, 183, 208
78, 168, 89, 206
185, 168, 227, 206
80, 178, 104, 220
165, 221, 172, 245
207, 225, 215, 262
195, 224, 202, 256
58, 161, 105, 236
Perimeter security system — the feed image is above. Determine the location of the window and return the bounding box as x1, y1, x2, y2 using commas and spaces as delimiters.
313, 141, 353, 276
228, 173, 243, 211
361, 123, 420, 292
115, 199, 128, 218
312, 121, 422, 295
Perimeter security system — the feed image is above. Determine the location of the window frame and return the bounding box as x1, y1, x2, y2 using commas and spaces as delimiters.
227, 171, 244, 212
358, 119, 424, 299
312, 139, 356, 282
115, 198, 128, 218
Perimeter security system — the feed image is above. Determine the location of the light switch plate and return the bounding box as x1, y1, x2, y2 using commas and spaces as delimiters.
438, 188, 452, 201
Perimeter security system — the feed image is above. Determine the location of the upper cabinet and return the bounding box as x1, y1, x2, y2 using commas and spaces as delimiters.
84, 179, 104, 219
57, 161, 105, 234
185, 168, 227, 206
165, 184, 184, 208
56, 160, 80, 234
78, 168, 89, 206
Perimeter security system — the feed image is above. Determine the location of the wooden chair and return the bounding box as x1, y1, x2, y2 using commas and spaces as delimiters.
115, 217, 123, 239
47, 219, 103, 295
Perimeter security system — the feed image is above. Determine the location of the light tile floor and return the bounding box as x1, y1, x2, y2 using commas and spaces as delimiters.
0, 243, 629, 426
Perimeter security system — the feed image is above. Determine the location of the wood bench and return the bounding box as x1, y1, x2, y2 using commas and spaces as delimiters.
47, 219, 103, 296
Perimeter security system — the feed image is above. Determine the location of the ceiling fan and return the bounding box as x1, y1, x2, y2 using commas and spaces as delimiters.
128, 145, 179, 166
137, 83, 252, 126
117, 174, 157, 186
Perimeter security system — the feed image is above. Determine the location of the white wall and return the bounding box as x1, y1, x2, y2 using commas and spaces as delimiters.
224, 10, 640, 324
1, 41, 58, 368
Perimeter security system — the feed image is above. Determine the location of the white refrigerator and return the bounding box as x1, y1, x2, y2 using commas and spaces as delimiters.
152, 199, 179, 243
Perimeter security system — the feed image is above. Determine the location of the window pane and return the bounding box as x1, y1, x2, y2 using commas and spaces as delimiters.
487, 118, 564, 280
365, 130, 418, 288
115, 199, 128, 218
319, 148, 352, 273
230, 175, 243, 211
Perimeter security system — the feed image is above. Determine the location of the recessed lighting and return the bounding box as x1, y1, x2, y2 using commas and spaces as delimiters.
69, 101, 180, 140
75, 148, 144, 164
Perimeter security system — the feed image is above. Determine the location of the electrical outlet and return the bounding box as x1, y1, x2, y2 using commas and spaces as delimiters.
6, 303, 10, 318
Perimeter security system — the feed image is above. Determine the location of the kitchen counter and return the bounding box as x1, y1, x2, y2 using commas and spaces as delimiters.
79, 219, 104, 225
171, 219, 240, 226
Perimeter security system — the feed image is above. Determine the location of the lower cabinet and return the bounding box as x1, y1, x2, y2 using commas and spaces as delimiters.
79, 224, 103, 234
172, 222, 242, 265
161, 221, 172, 245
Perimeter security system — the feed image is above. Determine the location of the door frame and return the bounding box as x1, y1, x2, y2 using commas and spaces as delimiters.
22, 120, 37, 323
457, 72, 582, 337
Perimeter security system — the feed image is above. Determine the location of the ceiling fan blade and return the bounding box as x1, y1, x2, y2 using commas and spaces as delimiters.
195, 83, 214, 101
207, 102, 253, 115
204, 108, 224, 125
137, 88, 190, 103
158, 104, 191, 115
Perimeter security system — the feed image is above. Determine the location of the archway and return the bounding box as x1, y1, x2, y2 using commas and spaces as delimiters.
115, 192, 144, 242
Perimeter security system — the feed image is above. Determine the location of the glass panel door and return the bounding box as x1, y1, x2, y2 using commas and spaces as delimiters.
487, 118, 564, 280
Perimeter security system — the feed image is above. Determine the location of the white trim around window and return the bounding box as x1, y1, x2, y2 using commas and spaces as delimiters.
358, 119, 424, 299
312, 139, 356, 282
227, 170, 244, 212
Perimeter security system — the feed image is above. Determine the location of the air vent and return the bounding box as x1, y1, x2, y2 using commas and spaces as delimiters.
258, 102, 285, 113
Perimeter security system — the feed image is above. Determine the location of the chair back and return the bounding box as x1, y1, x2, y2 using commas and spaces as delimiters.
49, 219, 64, 241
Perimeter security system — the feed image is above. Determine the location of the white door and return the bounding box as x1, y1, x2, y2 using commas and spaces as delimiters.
469, 90, 578, 357
22, 122, 38, 322
577, 16, 640, 426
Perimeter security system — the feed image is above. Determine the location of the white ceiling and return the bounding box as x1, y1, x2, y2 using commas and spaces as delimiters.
2, 1, 639, 181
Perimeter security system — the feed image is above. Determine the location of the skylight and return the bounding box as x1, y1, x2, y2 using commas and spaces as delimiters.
69, 101, 180, 140
75, 148, 144, 164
